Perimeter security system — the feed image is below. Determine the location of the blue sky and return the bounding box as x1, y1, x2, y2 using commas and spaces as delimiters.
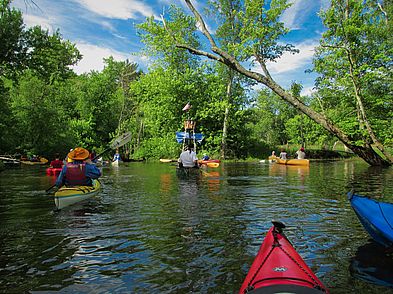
12, 0, 329, 95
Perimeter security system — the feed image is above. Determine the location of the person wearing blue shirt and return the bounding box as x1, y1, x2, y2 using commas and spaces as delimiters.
56, 147, 101, 187
113, 149, 121, 162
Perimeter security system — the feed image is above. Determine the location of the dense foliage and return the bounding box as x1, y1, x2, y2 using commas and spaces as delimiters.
0, 0, 391, 165
313, 0, 393, 153
142, 0, 392, 165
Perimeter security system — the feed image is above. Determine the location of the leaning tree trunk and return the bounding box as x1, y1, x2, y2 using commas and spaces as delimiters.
176, 0, 392, 166
267, 79, 391, 166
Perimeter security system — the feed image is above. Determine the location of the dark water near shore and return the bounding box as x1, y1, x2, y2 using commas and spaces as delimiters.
0, 160, 392, 293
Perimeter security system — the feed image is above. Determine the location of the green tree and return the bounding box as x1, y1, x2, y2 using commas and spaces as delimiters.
251, 89, 292, 146
0, 1, 81, 81
25, 27, 81, 83
154, 0, 391, 166
138, 2, 258, 159
9, 71, 68, 155
313, 0, 393, 162
0, 0, 26, 79
128, 66, 218, 158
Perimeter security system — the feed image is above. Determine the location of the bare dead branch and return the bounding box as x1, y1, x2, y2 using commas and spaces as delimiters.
160, 14, 177, 42
184, 0, 217, 48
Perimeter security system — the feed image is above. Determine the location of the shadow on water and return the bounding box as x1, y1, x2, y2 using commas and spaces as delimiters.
348, 165, 393, 200
350, 241, 393, 289
0, 160, 393, 293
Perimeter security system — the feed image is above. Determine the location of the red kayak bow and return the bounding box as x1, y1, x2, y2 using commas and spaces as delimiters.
239, 221, 329, 294
46, 167, 62, 176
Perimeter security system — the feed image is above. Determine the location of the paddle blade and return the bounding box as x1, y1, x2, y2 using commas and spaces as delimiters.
110, 132, 131, 149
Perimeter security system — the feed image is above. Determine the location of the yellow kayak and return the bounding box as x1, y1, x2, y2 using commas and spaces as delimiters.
271, 156, 310, 166
54, 179, 101, 209
20, 157, 48, 165
159, 159, 174, 163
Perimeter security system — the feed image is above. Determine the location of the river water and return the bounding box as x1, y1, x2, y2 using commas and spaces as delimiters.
0, 160, 392, 293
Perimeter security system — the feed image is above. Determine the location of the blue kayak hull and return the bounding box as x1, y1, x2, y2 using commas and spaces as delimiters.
348, 192, 393, 248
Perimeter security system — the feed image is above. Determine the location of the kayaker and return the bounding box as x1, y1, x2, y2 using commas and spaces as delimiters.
113, 149, 121, 162
202, 153, 210, 160
279, 149, 287, 159
55, 147, 101, 188
296, 147, 306, 159
178, 144, 198, 168
30, 155, 39, 162
64, 148, 74, 163
50, 153, 63, 168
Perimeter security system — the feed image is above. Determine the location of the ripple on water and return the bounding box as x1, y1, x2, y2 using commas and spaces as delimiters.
1, 161, 393, 293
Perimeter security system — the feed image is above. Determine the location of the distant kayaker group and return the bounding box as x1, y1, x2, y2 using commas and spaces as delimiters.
275, 146, 306, 160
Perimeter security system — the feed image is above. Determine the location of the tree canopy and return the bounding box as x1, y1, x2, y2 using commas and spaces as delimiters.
138, 0, 392, 166
1, 0, 391, 165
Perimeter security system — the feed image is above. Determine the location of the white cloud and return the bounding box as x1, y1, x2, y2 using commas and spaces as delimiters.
249, 41, 320, 90
320, 0, 331, 11
266, 42, 317, 74
280, 0, 306, 30
301, 86, 316, 96
76, 0, 159, 20
23, 14, 55, 33
100, 20, 117, 32
72, 42, 136, 74
280, 0, 327, 30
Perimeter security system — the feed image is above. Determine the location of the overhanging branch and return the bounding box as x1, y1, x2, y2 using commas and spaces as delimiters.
175, 44, 225, 62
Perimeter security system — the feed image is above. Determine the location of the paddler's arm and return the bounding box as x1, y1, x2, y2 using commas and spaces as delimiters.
85, 160, 101, 179
55, 166, 67, 187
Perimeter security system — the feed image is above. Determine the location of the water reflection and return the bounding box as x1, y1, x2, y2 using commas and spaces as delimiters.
160, 173, 172, 193
350, 241, 393, 288
1, 161, 393, 293
269, 163, 310, 177
348, 165, 393, 199
202, 171, 220, 192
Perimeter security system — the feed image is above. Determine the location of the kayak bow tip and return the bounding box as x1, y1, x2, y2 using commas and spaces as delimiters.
272, 220, 286, 232
347, 189, 355, 200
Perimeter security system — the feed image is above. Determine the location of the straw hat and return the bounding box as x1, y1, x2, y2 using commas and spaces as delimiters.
68, 147, 89, 161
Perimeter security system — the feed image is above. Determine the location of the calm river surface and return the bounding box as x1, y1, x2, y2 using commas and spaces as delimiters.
0, 160, 392, 293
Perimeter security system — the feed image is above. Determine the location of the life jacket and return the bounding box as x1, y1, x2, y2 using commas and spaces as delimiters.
65, 163, 91, 186
50, 159, 63, 168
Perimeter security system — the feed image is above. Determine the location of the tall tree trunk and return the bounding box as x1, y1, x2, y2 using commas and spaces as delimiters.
221, 75, 233, 159
137, 119, 143, 148
347, 52, 393, 162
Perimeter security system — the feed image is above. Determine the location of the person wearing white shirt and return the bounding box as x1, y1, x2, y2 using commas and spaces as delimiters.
279, 149, 287, 160
178, 144, 198, 168
296, 147, 306, 159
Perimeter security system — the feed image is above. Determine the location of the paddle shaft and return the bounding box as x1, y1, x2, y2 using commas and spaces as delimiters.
92, 146, 111, 161
46, 184, 57, 193
92, 132, 131, 161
